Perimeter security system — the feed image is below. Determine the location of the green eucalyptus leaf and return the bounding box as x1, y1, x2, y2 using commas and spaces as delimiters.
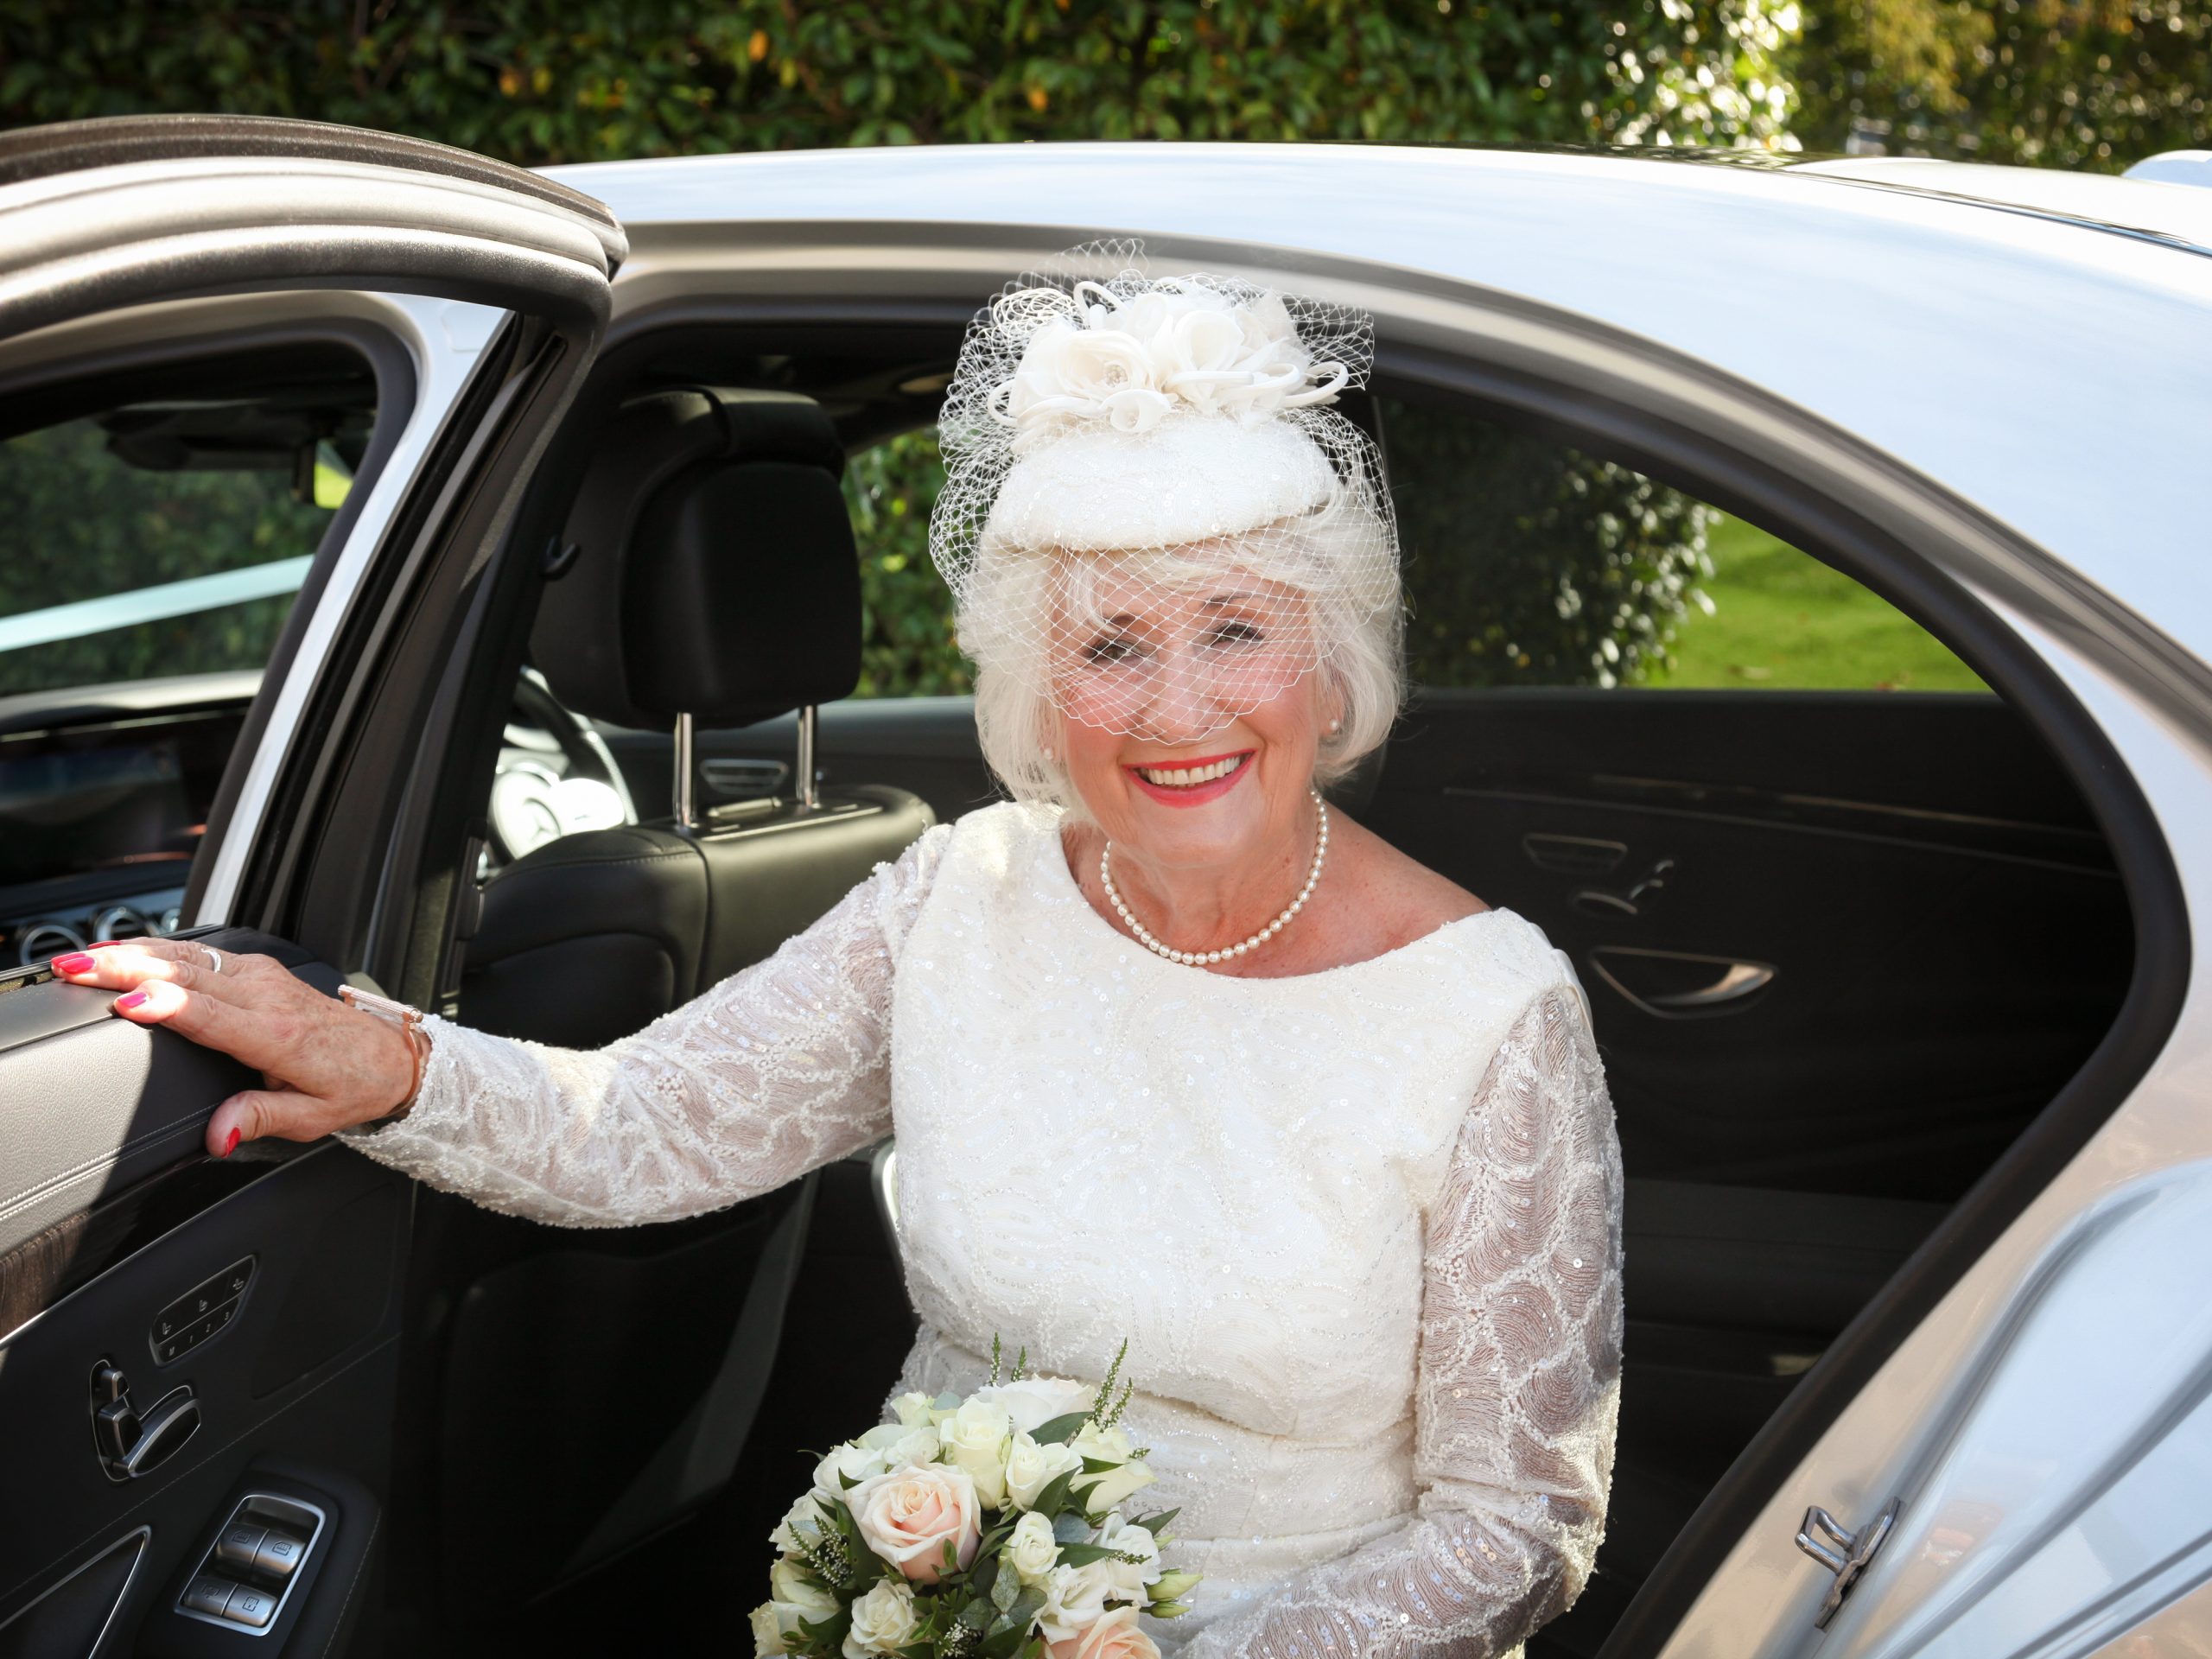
1050, 1512, 1091, 1545
1029, 1468, 1078, 1518
992, 1560, 1020, 1613
1052, 1542, 1125, 1567
1028, 1411, 1091, 1446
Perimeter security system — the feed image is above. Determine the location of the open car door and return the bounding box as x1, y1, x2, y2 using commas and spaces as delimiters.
0, 117, 620, 1656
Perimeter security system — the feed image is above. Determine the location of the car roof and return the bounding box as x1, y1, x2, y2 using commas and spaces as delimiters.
1789, 155, 2212, 254
549, 143, 2212, 671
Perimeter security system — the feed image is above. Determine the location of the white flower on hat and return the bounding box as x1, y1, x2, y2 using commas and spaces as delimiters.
989, 276, 1346, 455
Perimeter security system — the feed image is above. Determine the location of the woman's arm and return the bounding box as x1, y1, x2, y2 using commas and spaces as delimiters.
334, 823, 951, 1228
1178, 982, 1625, 1658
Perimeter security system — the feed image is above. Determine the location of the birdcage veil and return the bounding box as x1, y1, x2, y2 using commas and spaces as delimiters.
929, 241, 1402, 757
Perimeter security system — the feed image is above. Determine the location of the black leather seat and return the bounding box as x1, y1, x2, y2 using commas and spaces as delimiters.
460, 391, 934, 1048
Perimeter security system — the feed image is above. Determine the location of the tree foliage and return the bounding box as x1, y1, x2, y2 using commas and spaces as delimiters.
1382, 399, 1717, 689
1788, 0, 2209, 168
0, 421, 330, 698
0, 1, 1796, 159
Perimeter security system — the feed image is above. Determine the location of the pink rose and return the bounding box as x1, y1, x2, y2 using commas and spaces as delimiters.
849, 1462, 982, 1586
1048, 1606, 1160, 1659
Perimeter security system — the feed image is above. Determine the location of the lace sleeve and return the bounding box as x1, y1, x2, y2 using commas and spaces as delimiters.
1179, 982, 1625, 1659
336, 823, 951, 1229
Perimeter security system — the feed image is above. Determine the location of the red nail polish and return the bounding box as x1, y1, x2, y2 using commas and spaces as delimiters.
115, 989, 148, 1012
220, 1128, 240, 1159
51, 953, 93, 975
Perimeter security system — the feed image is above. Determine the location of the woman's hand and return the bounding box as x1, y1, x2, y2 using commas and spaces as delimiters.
48, 939, 419, 1157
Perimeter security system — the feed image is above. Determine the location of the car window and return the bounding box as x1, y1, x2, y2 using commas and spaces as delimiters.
1378, 391, 1986, 693
841, 431, 970, 698
0, 348, 377, 961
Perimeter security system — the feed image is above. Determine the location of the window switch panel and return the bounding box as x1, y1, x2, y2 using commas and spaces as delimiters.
175, 1492, 325, 1636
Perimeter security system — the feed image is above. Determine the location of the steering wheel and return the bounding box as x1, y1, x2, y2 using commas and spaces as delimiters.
488, 668, 639, 863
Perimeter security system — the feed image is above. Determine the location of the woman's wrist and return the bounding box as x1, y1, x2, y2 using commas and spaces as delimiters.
340, 987, 432, 1133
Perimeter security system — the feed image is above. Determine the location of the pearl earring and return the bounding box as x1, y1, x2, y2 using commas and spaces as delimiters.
1327, 716, 1342, 734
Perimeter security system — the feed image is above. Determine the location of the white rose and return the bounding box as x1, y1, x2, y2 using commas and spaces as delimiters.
941, 1397, 1014, 1509
1096, 1515, 1163, 1591
765, 1559, 840, 1648
858, 1421, 944, 1469
892, 1390, 938, 1429
1038, 1560, 1116, 1645
814, 1440, 889, 1499
1006, 1508, 1063, 1586
969, 1376, 1094, 1436
1071, 1422, 1156, 1514
771, 1491, 831, 1555
750, 1601, 787, 1657
842, 1580, 920, 1659
1005, 1430, 1086, 1511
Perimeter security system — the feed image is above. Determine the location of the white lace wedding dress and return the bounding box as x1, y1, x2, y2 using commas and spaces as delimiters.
341, 801, 1624, 1658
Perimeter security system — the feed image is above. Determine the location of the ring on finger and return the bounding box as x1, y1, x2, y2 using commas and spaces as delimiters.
200, 944, 224, 976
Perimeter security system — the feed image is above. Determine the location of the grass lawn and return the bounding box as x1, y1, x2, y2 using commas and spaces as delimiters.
1639, 514, 1986, 691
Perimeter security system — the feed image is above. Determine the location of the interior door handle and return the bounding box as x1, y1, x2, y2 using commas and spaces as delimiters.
1591, 947, 1776, 1018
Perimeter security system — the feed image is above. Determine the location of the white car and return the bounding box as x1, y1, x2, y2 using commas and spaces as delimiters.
2, 116, 2209, 1658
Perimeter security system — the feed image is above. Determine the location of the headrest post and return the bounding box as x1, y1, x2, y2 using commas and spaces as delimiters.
673, 711, 699, 834
796, 704, 820, 812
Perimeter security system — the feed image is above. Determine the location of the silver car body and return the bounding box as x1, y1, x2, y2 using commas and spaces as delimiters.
154, 142, 2212, 1653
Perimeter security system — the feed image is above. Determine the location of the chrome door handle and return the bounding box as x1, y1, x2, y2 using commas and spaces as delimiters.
1590, 947, 1776, 1018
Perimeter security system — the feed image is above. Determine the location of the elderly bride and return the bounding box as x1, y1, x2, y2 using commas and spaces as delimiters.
59, 249, 1624, 1659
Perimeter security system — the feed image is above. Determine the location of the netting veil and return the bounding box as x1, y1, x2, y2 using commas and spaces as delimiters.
930, 242, 1401, 740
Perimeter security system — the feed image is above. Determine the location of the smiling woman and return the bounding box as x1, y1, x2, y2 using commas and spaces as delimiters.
66, 242, 1624, 1659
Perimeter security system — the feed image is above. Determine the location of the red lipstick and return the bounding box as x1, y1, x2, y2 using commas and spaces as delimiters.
1122, 750, 1255, 809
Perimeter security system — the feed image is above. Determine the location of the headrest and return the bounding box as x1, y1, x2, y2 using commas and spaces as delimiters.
532, 390, 861, 731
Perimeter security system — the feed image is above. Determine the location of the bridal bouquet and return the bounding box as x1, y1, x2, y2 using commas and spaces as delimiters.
753, 1341, 1199, 1659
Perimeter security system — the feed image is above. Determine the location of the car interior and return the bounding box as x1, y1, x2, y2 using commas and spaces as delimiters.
0, 302, 2154, 1658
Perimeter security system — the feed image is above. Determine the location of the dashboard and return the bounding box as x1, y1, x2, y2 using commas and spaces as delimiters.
0, 669, 635, 966
0, 692, 241, 964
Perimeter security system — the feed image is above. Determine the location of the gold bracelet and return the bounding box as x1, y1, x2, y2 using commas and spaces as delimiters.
340, 985, 430, 1133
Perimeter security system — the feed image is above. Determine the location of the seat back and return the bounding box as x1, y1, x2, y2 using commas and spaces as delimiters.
461, 391, 933, 1045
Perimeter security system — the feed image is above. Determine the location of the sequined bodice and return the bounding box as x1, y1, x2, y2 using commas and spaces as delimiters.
346, 802, 1624, 1657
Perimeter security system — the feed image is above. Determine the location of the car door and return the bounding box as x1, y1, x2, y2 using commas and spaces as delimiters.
0, 115, 621, 1657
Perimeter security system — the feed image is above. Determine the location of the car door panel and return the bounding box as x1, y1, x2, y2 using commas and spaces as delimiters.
0, 972, 409, 1659
0, 117, 628, 1654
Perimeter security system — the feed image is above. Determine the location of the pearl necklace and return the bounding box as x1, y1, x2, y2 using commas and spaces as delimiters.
1100, 791, 1330, 967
